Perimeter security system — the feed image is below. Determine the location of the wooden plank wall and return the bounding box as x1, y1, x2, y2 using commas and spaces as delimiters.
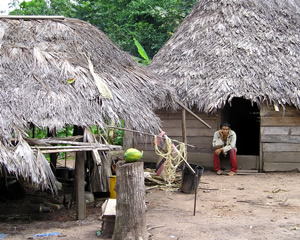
261, 104, 300, 172
135, 109, 220, 168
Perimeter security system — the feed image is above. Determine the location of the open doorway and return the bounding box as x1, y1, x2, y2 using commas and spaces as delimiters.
222, 98, 260, 155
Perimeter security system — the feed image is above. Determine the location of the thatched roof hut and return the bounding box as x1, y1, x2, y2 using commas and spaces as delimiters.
0, 16, 175, 190
146, 0, 300, 172
149, 0, 300, 112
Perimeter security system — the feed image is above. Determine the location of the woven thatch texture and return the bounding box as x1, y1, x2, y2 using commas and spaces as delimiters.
149, 0, 300, 112
0, 16, 176, 190
0, 17, 176, 140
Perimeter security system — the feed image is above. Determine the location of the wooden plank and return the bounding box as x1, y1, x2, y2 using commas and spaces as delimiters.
261, 126, 290, 135
136, 143, 212, 153
157, 111, 218, 121
261, 111, 300, 117
261, 135, 300, 143
263, 152, 300, 163
161, 127, 215, 137
260, 105, 300, 117
263, 143, 300, 152
143, 136, 213, 151
141, 150, 258, 170
261, 126, 300, 135
102, 199, 116, 216
261, 116, 300, 126
263, 162, 300, 172
161, 119, 217, 128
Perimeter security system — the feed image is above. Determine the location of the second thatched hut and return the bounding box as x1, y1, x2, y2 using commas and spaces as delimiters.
146, 0, 300, 172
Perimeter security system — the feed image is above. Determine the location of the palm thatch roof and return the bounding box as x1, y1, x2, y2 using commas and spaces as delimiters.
0, 16, 176, 191
149, 0, 300, 113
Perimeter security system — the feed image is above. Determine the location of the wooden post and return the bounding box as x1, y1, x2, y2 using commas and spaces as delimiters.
74, 126, 86, 220
259, 118, 263, 173
75, 151, 86, 220
182, 109, 187, 145
113, 161, 147, 240
47, 127, 57, 176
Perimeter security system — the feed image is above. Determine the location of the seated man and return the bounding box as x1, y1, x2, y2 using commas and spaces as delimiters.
212, 122, 237, 176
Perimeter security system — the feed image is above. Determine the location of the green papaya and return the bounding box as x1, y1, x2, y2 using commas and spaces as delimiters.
124, 148, 143, 162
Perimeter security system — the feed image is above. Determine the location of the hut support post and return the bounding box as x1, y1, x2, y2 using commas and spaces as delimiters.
259, 120, 263, 173
113, 161, 147, 240
182, 109, 187, 145
47, 127, 57, 176
75, 151, 86, 220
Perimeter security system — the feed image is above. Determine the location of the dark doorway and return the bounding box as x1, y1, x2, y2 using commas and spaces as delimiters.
222, 98, 260, 155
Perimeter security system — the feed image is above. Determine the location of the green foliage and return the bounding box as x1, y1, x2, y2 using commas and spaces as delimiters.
133, 38, 150, 65
106, 119, 125, 146
113, 128, 124, 146
27, 126, 47, 138
57, 125, 74, 137
9, 0, 197, 58
9, 0, 77, 17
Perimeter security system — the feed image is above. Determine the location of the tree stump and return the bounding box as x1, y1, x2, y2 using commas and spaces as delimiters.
112, 161, 148, 240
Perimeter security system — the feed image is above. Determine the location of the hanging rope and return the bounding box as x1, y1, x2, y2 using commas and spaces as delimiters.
154, 135, 187, 185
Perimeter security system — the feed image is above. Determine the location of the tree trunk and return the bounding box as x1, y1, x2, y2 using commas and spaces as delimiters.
113, 161, 148, 240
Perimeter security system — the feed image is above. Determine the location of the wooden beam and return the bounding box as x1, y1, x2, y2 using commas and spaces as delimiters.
176, 100, 211, 129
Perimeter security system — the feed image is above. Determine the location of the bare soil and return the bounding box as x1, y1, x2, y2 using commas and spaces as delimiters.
0, 170, 300, 240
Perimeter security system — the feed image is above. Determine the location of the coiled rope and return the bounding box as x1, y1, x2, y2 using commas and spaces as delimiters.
154, 135, 187, 185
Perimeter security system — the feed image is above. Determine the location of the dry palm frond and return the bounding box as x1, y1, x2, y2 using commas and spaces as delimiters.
0, 16, 178, 189
149, 0, 300, 112
36, 149, 57, 194
83, 127, 102, 165
13, 131, 57, 193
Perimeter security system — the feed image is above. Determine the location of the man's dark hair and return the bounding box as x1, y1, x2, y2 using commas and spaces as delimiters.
220, 122, 230, 128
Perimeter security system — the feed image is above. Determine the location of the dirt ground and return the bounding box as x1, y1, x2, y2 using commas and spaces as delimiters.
0, 170, 300, 240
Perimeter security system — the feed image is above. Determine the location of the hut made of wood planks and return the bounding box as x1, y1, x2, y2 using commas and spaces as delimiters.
144, 0, 300, 173
260, 105, 300, 172
138, 102, 300, 173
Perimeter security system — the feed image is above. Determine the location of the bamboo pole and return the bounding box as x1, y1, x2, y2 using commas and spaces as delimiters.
36, 147, 110, 154
32, 145, 108, 149
26, 138, 120, 149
